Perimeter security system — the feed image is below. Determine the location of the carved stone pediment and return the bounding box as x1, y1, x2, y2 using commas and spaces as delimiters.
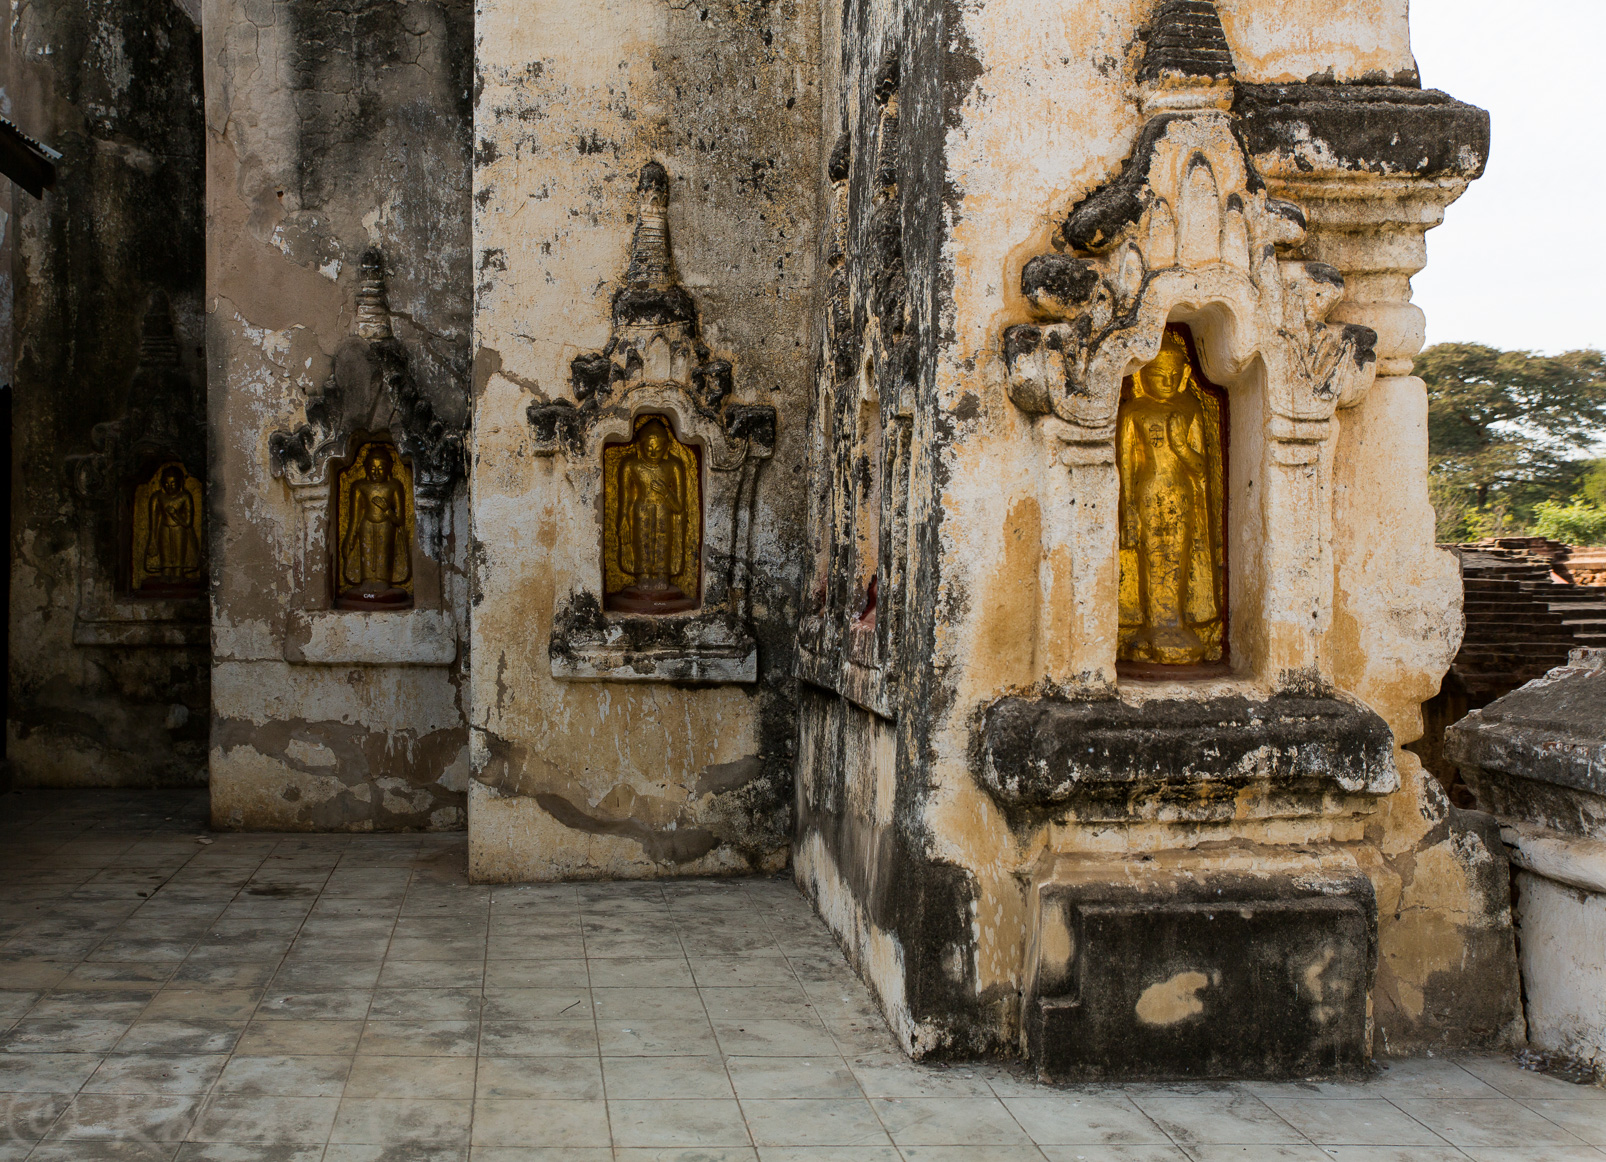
535, 162, 776, 683
268, 249, 466, 554
1002, 1, 1377, 452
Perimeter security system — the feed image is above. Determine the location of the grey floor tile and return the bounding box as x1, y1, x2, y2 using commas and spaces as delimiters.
589, 987, 705, 1021
608, 1097, 753, 1148
367, 988, 482, 1021
0, 1018, 132, 1053
0, 1050, 103, 1091
470, 1099, 612, 1149
711, 1019, 837, 1057
1129, 1093, 1304, 1145
727, 1055, 861, 1100
359, 1019, 481, 1056
598, 1018, 721, 1056
379, 960, 488, 989
1256, 1097, 1447, 1146
213, 1054, 352, 1097
851, 1060, 994, 1098
873, 1096, 1033, 1146
25, 990, 154, 1020
754, 1148, 901, 1162
235, 1019, 362, 1056
118, 1020, 246, 1055
329, 1097, 473, 1147
44, 1092, 201, 1141
1392, 1094, 1594, 1148
186, 1094, 341, 1145
603, 1054, 735, 1099
586, 958, 695, 988
344, 1054, 477, 1099
0, 1090, 71, 1140
741, 1098, 891, 1148
1455, 1055, 1606, 1102
475, 1055, 604, 1099
81, 1053, 228, 1094
479, 1020, 599, 1057
482, 988, 592, 1022
1524, 1099, 1606, 1144
143, 990, 262, 1022
688, 957, 795, 988
28, 1142, 187, 1161
255, 991, 373, 1021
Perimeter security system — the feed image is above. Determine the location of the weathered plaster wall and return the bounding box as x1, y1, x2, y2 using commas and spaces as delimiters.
204, 0, 474, 829
5, 0, 209, 786
469, 0, 820, 879
795, 0, 1519, 1065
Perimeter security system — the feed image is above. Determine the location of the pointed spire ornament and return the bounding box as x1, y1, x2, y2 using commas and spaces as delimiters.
354, 247, 394, 341
625, 162, 676, 291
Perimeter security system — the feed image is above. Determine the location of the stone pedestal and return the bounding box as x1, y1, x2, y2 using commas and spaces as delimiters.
1450, 648, 1606, 1074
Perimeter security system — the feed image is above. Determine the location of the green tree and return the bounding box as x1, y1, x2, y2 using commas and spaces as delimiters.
1421, 344, 1606, 521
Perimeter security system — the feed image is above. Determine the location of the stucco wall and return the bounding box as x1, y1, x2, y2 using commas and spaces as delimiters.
5, 0, 209, 787
795, 0, 1519, 1062
204, 0, 474, 830
468, 0, 821, 879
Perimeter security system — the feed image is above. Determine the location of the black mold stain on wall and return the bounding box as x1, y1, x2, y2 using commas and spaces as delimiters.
284, 0, 474, 428
796, 0, 1003, 1057
7, 0, 209, 785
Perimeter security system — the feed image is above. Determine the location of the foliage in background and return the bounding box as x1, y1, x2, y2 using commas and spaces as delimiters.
1422, 344, 1606, 541
1531, 499, 1606, 546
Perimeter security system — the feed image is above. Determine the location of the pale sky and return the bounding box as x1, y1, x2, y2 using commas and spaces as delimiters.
1409, 0, 1604, 354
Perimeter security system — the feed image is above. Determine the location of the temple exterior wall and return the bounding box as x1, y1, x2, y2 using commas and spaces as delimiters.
466, 0, 820, 879
5, 0, 210, 787
793, 0, 1522, 1069
202, 0, 474, 830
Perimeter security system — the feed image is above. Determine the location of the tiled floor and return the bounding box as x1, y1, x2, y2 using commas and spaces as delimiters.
0, 790, 1602, 1162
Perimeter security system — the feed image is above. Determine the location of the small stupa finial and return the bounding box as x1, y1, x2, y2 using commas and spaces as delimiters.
625, 163, 676, 291
354, 247, 393, 341
139, 290, 181, 368
1137, 0, 1236, 86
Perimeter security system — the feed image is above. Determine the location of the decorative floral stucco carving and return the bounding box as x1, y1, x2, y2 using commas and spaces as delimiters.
1001, 95, 1378, 459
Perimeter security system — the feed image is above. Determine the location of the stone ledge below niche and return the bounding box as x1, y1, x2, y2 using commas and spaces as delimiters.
549, 597, 757, 683
795, 645, 894, 721
72, 616, 207, 648
979, 692, 1399, 817
284, 608, 458, 666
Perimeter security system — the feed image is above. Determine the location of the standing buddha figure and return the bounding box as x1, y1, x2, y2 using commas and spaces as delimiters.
338, 444, 411, 607
140, 464, 202, 592
613, 417, 695, 612
1117, 327, 1224, 665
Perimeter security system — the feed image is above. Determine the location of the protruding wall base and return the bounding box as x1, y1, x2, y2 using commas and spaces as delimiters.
1025, 848, 1375, 1081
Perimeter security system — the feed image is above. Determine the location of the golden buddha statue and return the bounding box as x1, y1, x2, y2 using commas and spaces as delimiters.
134, 461, 203, 595
336, 442, 413, 609
603, 416, 701, 613
1117, 326, 1225, 666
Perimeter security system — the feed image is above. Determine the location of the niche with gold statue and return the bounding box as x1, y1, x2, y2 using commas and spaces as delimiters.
132, 460, 204, 596
603, 415, 702, 614
333, 440, 415, 610
1117, 325, 1227, 668
528, 161, 776, 683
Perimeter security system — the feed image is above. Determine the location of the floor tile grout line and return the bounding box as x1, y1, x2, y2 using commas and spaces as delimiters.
176, 833, 320, 1147
583, 885, 625, 1157
1232, 1082, 1328, 1152
673, 882, 758, 1152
